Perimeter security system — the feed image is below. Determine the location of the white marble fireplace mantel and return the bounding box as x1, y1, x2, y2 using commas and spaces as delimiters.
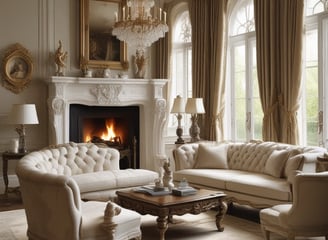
47, 76, 168, 171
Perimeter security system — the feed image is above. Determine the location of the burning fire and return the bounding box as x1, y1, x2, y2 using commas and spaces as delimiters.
84, 119, 119, 143
101, 121, 116, 141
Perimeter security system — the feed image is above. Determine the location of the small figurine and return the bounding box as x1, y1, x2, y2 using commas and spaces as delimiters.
134, 49, 146, 79
103, 68, 111, 78
162, 159, 174, 190
55, 40, 68, 76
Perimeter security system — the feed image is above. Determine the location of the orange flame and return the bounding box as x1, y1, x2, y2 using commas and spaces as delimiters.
101, 120, 116, 141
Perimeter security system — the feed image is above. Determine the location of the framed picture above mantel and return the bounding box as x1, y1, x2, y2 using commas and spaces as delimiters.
80, 0, 129, 71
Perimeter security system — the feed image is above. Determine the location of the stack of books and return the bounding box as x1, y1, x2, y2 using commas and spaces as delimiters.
133, 185, 171, 196
172, 186, 197, 196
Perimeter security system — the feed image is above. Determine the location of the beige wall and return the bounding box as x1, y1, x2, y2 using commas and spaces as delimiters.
0, 0, 155, 178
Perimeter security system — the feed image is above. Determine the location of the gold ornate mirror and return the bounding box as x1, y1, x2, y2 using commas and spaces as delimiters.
80, 0, 128, 71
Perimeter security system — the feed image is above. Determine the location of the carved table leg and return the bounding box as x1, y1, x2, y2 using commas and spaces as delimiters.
3, 157, 8, 198
157, 215, 168, 240
216, 199, 228, 232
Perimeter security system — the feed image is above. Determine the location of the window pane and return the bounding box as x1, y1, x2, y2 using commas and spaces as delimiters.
252, 45, 262, 139
234, 45, 246, 140
230, 0, 255, 36
305, 29, 319, 145
305, 0, 327, 16
174, 11, 191, 43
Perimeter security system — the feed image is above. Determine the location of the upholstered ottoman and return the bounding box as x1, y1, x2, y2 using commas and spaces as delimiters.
81, 201, 142, 240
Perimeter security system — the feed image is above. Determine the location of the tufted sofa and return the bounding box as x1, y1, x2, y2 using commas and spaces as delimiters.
16, 142, 158, 201
173, 141, 326, 208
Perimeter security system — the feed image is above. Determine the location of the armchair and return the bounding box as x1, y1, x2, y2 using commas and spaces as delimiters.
16, 162, 141, 240
260, 171, 328, 240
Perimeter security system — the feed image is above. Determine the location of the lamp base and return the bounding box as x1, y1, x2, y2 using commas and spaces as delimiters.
175, 126, 184, 144
16, 124, 27, 153
175, 138, 185, 144
189, 114, 201, 143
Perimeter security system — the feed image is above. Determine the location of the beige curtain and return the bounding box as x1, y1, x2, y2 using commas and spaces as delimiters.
278, 0, 303, 144
254, 0, 303, 144
208, 0, 228, 141
189, 0, 228, 141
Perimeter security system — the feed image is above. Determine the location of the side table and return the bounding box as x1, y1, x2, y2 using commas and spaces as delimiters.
316, 156, 328, 172
2, 151, 27, 198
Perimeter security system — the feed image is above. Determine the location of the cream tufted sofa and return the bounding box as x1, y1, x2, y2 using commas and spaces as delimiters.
17, 142, 158, 201
173, 141, 326, 208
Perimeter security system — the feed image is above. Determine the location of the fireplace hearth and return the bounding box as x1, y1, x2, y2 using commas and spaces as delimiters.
69, 104, 139, 168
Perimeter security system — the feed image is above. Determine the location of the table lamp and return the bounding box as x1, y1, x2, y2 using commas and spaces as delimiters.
185, 98, 205, 142
9, 104, 39, 153
171, 95, 185, 144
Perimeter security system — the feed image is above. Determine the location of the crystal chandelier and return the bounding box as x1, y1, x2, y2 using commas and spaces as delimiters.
112, 0, 169, 50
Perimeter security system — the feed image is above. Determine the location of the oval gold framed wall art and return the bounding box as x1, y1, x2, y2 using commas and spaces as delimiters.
2, 43, 33, 94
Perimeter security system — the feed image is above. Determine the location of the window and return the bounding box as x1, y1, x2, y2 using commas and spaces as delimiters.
227, 0, 262, 141
167, 6, 192, 137
302, 0, 328, 147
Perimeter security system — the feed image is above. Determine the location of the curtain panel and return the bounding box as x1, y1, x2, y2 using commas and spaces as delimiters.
189, 0, 228, 141
254, 0, 303, 144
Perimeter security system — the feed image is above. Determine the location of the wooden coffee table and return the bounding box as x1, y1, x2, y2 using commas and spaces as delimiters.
116, 189, 227, 240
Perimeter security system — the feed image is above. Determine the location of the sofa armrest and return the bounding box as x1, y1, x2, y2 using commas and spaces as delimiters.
287, 170, 302, 185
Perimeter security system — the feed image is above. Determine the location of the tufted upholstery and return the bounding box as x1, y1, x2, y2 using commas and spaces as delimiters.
173, 141, 326, 208
227, 142, 276, 172
17, 142, 159, 201
22, 142, 120, 176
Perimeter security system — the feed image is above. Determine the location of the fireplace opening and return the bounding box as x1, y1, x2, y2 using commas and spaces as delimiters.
69, 104, 140, 169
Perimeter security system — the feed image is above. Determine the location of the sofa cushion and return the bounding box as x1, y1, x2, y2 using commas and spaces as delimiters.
174, 169, 251, 190
72, 171, 118, 193
194, 143, 228, 169
113, 169, 159, 188
225, 173, 292, 201
73, 169, 158, 193
174, 169, 292, 201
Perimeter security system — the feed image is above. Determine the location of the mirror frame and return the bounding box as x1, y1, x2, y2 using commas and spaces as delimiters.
80, 0, 128, 70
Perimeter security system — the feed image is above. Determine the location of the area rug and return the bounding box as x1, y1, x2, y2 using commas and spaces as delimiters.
0, 209, 325, 240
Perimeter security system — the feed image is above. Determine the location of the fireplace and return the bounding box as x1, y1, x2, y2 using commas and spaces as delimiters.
47, 77, 168, 171
69, 104, 140, 169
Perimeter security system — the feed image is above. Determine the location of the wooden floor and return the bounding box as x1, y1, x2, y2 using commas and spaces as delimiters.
0, 192, 23, 212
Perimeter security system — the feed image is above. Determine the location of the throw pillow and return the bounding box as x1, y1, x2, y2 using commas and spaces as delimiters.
283, 151, 304, 178
194, 143, 228, 169
264, 149, 290, 177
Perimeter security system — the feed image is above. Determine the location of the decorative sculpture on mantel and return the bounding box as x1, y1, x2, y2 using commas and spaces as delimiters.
134, 50, 146, 79
54, 40, 68, 76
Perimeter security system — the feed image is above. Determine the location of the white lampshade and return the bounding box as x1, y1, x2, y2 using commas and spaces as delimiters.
185, 98, 205, 114
9, 104, 39, 125
171, 95, 185, 113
